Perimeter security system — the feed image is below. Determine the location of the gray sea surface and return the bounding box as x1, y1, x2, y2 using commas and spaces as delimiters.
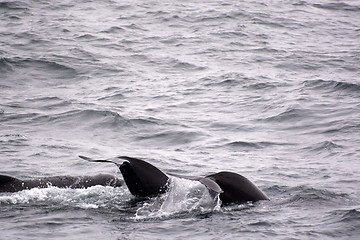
1, 0, 360, 239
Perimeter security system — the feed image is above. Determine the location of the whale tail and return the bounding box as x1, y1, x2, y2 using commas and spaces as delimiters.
79, 155, 169, 197
79, 155, 269, 204
80, 155, 223, 195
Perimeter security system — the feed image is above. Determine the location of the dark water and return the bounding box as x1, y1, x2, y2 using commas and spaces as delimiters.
1, 0, 360, 239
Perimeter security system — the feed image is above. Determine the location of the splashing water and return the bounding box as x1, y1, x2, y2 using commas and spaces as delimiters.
135, 177, 221, 220
0, 185, 130, 209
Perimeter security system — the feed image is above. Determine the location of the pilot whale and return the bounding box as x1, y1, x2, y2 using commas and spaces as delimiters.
0, 174, 123, 193
79, 155, 269, 204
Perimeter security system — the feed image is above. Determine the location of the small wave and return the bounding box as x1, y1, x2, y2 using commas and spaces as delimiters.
246, 82, 278, 90
323, 208, 360, 234
0, 112, 40, 125
183, 10, 247, 24
276, 60, 323, 71
160, 37, 184, 45
3, 57, 78, 80
97, 91, 125, 101
123, 23, 146, 31
32, 109, 132, 129
128, 55, 206, 72
303, 79, 360, 95
28, 96, 72, 110
227, 141, 261, 149
202, 72, 245, 87
212, 30, 247, 39
262, 107, 312, 123
280, 185, 348, 206
337, 209, 360, 223
114, 4, 132, 11
76, 33, 97, 40
0, 134, 28, 146
322, 123, 360, 134
97, 92, 125, 101
129, 117, 162, 126
303, 140, 344, 154
0, 58, 13, 72
208, 78, 239, 87
0, 1, 29, 11
252, 47, 285, 54
251, 17, 285, 28
135, 129, 206, 146
170, 59, 206, 71
101, 26, 125, 34
313, 2, 360, 12
202, 73, 278, 90
224, 140, 291, 151
1, 108, 132, 130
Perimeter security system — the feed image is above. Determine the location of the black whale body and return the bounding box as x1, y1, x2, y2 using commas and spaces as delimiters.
206, 171, 269, 204
0, 174, 123, 193
119, 157, 169, 197
80, 155, 269, 204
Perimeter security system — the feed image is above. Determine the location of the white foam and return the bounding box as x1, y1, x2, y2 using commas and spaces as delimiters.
134, 177, 221, 220
1, 178, 223, 219
0, 185, 129, 208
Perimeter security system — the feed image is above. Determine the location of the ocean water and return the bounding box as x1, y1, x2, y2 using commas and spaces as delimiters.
1, 0, 360, 239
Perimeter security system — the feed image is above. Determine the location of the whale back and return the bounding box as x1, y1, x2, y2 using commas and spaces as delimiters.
0, 174, 123, 193
0, 175, 23, 192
